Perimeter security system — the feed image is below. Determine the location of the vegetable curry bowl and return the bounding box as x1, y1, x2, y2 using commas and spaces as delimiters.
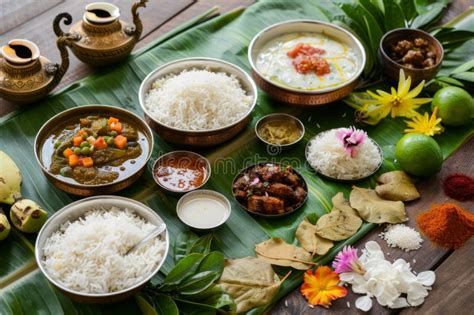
35, 105, 153, 196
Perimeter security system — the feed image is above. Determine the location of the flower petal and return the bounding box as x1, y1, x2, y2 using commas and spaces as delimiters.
405, 80, 425, 99
355, 295, 373, 311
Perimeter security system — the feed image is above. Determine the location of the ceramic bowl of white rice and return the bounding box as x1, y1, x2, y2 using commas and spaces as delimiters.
35, 196, 169, 304
138, 57, 258, 147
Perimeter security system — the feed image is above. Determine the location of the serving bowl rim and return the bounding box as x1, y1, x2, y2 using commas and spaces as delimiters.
231, 162, 308, 218
255, 113, 305, 147
152, 150, 212, 193
138, 57, 258, 134
248, 19, 367, 95
35, 195, 169, 298
304, 128, 384, 182
176, 189, 232, 229
379, 27, 444, 72
34, 104, 154, 189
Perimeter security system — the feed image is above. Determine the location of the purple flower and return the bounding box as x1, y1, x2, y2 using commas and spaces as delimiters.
332, 246, 365, 274
336, 127, 367, 158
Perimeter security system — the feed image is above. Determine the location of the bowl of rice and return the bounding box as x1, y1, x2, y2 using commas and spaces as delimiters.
35, 196, 169, 304
305, 127, 383, 181
138, 57, 258, 146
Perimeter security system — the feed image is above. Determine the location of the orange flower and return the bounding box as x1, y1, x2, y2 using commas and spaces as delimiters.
300, 266, 348, 307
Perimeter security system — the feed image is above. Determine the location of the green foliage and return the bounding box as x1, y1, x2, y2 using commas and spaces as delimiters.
142, 250, 235, 315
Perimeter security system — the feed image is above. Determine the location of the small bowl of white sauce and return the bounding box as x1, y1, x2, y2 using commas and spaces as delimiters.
176, 190, 231, 230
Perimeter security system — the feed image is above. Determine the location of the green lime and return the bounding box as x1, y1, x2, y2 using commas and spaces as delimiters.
432, 86, 473, 126
395, 133, 443, 177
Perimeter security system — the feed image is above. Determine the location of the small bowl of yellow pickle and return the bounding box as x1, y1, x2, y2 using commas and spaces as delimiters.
255, 113, 304, 151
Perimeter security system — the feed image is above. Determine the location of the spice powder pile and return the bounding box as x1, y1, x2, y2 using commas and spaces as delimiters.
443, 173, 474, 202
417, 203, 474, 249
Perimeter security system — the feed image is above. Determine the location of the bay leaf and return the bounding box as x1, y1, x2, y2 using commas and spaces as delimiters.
375, 171, 420, 201
313, 193, 363, 241
255, 238, 314, 270
295, 218, 333, 256
332, 192, 359, 216
218, 257, 281, 313
350, 186, 408, 224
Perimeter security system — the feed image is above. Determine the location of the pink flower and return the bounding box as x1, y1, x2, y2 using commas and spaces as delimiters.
336, 127, 367, 158
332, 246, 365, 274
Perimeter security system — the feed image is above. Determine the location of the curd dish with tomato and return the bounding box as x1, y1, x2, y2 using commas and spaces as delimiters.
256, 32, 359, 91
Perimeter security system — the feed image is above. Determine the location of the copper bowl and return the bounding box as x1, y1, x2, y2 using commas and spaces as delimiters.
35, 196, 169, 304
138, 57, 258, 147
34, 105, 154, 196
379, 28, 444, 84
255, 113, 305, 152
248, 20, 366, 106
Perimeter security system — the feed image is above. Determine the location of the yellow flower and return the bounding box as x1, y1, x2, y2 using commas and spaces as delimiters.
404, 107, 444, 136
360, 69, 432, 124
300, 266, 347, 308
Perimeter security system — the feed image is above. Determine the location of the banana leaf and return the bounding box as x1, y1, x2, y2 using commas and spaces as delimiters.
0, 1, 473, 314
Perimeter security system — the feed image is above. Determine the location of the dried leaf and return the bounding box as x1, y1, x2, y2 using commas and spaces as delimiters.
295, 219, 333, 256
315, 196, 363, 242
332, 192, 359, 216
255, 238, 315, 270
375, 171, 420, 201
218, 257, 281, 313
350, 186, 407, 224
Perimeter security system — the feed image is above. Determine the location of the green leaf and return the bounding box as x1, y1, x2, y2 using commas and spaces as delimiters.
174, 231, 199, 262
383, 0, 407, 30
399, 0, 418, 22
411, 2, 445, 28
149, 294, 179, 315
178, 271, 221, 295
452, 72, 474, 83
450, 60, 474, 74
162, 254, 204, 288
196, 251, 225, 275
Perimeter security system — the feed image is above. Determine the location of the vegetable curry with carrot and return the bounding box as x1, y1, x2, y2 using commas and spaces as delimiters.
48, 115, 143, 185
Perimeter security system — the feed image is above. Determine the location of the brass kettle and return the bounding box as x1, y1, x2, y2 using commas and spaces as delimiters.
53, 1, 148, 66
0, 37, 72, 104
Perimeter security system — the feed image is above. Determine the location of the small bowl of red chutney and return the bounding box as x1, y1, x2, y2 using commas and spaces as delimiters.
152, 151, 211, 194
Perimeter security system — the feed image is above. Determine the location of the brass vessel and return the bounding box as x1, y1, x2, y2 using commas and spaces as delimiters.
53, 1, 148, 66
0, 38, 72, 104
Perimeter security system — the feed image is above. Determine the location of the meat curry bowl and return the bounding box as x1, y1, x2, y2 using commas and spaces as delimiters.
35, 105, 153, 196
232, 163, 308, 217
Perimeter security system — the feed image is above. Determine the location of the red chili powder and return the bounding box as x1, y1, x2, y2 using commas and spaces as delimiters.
417, 203, 474, 249
443, 173, 474, 202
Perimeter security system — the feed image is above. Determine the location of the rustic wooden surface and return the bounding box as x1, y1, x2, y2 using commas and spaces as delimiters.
1, 1, 473, 314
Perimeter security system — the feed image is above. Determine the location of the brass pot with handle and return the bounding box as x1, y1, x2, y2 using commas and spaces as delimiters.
0, 37, 73, 104
53, 1, 148, 66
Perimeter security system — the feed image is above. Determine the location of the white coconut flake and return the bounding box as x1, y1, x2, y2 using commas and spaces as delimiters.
306, 128, 381, 180
144, 69, 252, 131
341, 241, 435, 311
380, 224, 423, 251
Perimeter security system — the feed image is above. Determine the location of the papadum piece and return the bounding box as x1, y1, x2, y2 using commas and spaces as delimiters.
375, 171, 420, 201
332, 192, 359, 216
295, 218, 333, 256
350, 186, 407, 224
218, 257, 281, 313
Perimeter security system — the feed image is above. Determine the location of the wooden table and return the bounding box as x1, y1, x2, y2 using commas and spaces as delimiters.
1, 1, 472, 314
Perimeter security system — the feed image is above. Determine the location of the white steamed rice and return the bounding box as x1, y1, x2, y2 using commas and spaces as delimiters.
306, 128, 382, 180
144, 69, 253, 131
42, 207, 166, 294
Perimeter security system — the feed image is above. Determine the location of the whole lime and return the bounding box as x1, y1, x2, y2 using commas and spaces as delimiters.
395, 133, 443, 177
432, 86, 473, 126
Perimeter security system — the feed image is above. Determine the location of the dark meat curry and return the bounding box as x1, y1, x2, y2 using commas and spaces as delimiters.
232, 163, 307, 215
43, 115, 147, 185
